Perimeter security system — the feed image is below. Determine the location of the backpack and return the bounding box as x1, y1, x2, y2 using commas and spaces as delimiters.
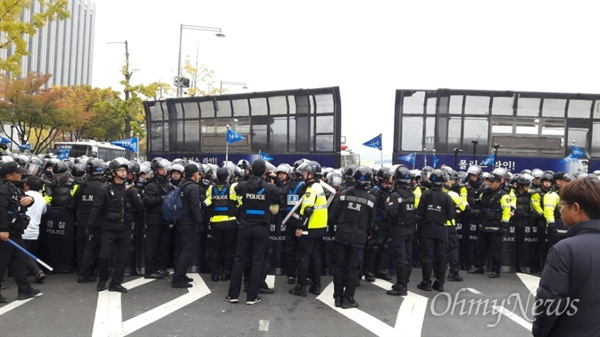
162, 185, 187, 221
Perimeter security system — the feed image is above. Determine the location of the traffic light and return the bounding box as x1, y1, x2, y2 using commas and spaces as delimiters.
174, 76, 190, 88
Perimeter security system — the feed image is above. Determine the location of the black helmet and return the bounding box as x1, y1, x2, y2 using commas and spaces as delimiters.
151, 157, 171, 171
216, 167, 229, 182
13, 154, 29, 167
52, 161, 70, 175
394, 166, 411, 183
327, 169, 343, 188
445, 169, 459, 182
71, 163, 87, 182
429, 169, 447, 186
237, 159, 250, 170
343, 164, 359, 181
128, 161, 140, 174
353, 165, 372, 186
376, 167, 392, 183
85, 159, 105, 176
517, 173, 533, 187
421, 166, 434, 179
296, 161, 321, 176
109, 157, 130, 171
466, 165, 482, 178
26, 157, 43, 176
541, 171, 554, 182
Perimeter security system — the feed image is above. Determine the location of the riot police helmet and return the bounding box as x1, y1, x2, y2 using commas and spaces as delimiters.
353, 165, 373, 186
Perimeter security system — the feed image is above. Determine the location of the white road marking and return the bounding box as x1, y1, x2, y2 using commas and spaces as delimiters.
0, 292, 43, 316
317, 280, 428, 337
493, 306, 532, 331
516, 273, 540, 297
265, 275, 275, 289
258, 319, 270, 331
92, 274, 211, 337
466, 288, 482, 294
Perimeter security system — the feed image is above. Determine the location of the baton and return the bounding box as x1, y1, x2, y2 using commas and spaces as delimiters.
282, 195, 304, 225
7, 238, 53, 272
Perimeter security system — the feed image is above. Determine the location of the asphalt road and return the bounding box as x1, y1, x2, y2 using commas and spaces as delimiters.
0, 270, 538, 337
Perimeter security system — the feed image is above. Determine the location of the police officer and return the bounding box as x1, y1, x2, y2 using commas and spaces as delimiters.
289, 161, 328, 297
460, 165, 486, 271
543, 172, 573, 251
364, 167, 393, 282
385, 167, 417, 296
0, 162, 39, 303
468, 168, 512, 278
278, 163, 304, 285
143, 158, 173, 279
512, 173, 543, 273
226, 160, 285, 305
330, 165, 376, 308
172, 163, 204, 288
204, 167, 238, 282
73, 159, 106, 283
416, 169, 455, 292
89, 158, 144, 293
443, 169, 470, 282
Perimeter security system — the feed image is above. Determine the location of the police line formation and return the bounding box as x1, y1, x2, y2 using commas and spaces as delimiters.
1, 153, 600, 308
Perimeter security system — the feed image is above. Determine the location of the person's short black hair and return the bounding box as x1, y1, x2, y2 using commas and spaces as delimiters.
25, 176, 43, 191
560, 179, 600, 220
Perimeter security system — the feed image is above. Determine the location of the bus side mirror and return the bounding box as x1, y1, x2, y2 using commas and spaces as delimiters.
91, 151, 98, 158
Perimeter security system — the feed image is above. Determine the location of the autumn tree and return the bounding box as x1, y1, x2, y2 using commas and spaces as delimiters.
181, 56, 218, 97
0, 0, 70, 75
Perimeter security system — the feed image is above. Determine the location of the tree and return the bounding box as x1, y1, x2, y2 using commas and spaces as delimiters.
0, 0, 70, 75
181, 56, 217, 97
0, 72, 74, 153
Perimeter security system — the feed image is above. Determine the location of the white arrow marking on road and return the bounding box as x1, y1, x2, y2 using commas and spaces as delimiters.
516, 273, 540, 296
92, 274, 211, 337
317, 280, 428, 337
0, 292, 43, 316
493, 306, 532, 332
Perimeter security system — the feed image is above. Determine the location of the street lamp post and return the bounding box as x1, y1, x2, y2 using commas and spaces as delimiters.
219, 80, 248, 94
176, 24, 225, 97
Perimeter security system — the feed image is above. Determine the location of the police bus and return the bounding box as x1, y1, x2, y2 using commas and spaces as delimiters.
54, 140, 127, 161
392, 89, 600, 173
143, 86, 342, 167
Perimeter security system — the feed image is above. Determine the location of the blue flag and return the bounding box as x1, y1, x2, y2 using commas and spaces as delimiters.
397, 153, 415, 164
571, 145, 586, 159
18, 143, 30, 151
259, 150, 273, 161
111, 137, 138, 153
363, 134, 382, 150
480, 153, 495, 166
226, 128, 244, 144
432, 153, 439, 168
560, 154, 574, 163
56, 148, 70, 159
0, 136, 11, 145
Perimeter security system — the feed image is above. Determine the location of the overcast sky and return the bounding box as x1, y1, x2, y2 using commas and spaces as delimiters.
91, 0, 600, 163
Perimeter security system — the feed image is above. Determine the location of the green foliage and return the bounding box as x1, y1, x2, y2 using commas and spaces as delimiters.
0, 0, 70, 75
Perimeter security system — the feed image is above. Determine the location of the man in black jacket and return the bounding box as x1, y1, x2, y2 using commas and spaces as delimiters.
416, 169, 455, 292
226, 160, 285, 305
73, 159, 106, 283
171, 163, 204, 288
89, 158, 144, 293
533, 178, 600, 337
0, 162, 38, 303
330, 166, 376, 309
143, 158, 173, 279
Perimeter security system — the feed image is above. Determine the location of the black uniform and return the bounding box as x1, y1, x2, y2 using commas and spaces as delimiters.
88, 181, 143, 290
330, 185, 376, 306
72, 178, 105, 282
227, 174, 285, 303
283, 178, 304, 282
364, 184, 392, 281
143, 175, 173, 277
0, 178, 37, 299
172, 179, 204, 286
416, 185, 455, 289
385, 183, 416, 293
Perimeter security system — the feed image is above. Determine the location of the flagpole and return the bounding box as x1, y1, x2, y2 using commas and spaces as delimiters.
225, 124, 230, 164
570, 140, 575, 174
412, 153, 416, 170
423, 147, 427, 168
433, 148, 436, 168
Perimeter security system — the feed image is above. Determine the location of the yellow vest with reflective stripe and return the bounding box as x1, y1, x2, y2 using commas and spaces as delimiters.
300, 182, 327, 229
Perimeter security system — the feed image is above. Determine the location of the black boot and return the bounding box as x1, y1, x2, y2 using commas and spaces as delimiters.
221, 271, 231, 281
211, 273, 220, 282
341, 294, 359, 309
417, 280, 432, 291
309, 282, 321, 295
289, 284, 307, 297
